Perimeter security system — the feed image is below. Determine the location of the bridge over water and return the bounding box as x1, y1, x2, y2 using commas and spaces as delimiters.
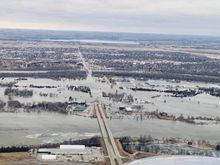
94, 103, 123, 165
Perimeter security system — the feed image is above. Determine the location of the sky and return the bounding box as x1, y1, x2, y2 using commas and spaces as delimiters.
0, 0, 220, 36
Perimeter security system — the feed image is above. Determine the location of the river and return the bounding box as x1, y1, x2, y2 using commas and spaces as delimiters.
1, 112, 220, 146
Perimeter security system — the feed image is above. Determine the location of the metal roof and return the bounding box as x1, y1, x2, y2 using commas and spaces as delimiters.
38, 147, 91, 155
41, 154, 57, 160
60, 145, 86, 150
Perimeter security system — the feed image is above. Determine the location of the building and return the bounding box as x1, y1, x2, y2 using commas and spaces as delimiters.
119, 106, 133, 113
60, 145, 85, 150
41, 154, 57, 160
37, 145, 91, 156
67, 105, 87, 112
37, 145, 104, 163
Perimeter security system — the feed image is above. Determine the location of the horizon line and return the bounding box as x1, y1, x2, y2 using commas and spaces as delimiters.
0, 27, 220, 39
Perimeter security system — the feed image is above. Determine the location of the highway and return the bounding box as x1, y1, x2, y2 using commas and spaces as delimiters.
77, 47, 92, 79
95, 103, 123, 165
77, 45, 122, 164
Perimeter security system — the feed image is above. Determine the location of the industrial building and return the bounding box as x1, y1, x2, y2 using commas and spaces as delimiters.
38, 145, 90, 155
37, 145, 104, 163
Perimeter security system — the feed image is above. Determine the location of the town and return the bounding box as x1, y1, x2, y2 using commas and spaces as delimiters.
0, 36, 220, 164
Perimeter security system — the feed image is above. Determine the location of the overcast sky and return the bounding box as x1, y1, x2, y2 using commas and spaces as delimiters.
0, 0, 220, 36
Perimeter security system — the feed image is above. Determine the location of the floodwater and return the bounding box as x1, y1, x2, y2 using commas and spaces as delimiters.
1, 112, 220, 146
43, 39, 140, 45
0, 77, 220, 146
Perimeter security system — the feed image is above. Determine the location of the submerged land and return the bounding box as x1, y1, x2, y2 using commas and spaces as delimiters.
0, 30, 220, 164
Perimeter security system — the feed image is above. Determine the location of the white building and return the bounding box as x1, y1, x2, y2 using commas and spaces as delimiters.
38, 145, 89, 155
125, 107, 133, 112
41, 154, 57, 160
60, 145, 85, 150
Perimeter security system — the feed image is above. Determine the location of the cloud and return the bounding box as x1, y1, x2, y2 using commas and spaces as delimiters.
0, 0, 220, 35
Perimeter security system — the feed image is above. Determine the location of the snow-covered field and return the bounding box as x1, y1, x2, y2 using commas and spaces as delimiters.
126, 156, 220, 165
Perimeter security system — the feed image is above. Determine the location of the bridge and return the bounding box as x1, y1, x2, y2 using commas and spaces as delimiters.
94, 103, 123, 165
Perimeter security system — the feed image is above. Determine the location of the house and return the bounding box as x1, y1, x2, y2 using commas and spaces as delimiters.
119, 106, 133, 113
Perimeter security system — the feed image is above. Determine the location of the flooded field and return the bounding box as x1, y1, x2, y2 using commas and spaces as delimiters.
0, 77, 220, 146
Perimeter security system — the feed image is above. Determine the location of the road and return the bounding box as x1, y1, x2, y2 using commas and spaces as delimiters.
77, 47, 92, 79
78, 45, 122, 165
95, 103, 123, 165
77, 47, 116, 89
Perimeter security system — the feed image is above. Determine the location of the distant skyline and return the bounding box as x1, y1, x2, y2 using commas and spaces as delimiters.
0, 0, 220, 36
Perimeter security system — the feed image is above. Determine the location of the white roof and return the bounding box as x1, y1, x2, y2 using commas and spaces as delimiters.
38, 148, 90, 155
38, 148, 49, 153
41, 154, 57, 160
125, 107, 133, 112
38, 145, 90, 155
60, 145, 85, 150
126, 156, 220, 165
